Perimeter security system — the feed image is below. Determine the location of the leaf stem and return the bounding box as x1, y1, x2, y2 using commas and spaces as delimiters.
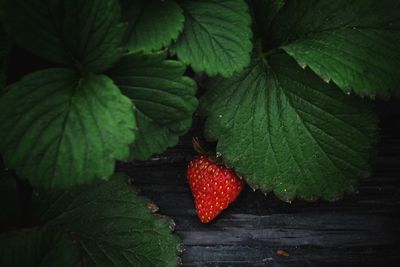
255, 38, 282, 59
192, 137, 210, 155
260, 47, 282, 59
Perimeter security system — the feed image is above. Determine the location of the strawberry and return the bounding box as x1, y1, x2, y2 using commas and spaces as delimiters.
187, 155, 244, 223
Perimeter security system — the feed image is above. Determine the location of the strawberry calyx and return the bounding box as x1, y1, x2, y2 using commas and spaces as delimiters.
191, 137, 220, 163
192, 137, 212, 155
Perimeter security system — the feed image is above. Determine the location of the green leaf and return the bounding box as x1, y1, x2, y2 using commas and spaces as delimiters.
171, 0, 253, 77
32, 174, 181, 267
2, 0, 125, 72
0, 229, 80, 267
247, 0, 284, 37
0, 69, 135, 189
269, 0, 400, 98
200, 53, 377, 201
108, 52, 197, 160
121, 0, 184, 53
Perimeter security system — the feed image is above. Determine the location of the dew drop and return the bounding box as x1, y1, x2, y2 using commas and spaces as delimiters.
176, 258, 183, 266
344, 86, 353, 95
176, 243, 185, 253
298, 62, 307, 69
322, 76, 330, 83
168, 219, 176, 231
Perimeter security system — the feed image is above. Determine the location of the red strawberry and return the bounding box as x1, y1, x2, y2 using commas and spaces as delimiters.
187, 155, 244, 223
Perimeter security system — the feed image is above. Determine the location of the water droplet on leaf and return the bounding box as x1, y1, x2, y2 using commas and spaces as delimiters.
322, 76, 330, 83
298, 62, 307, 69
344, 87, 353, 95
176, 243, 185, 253
168, 219, 176, 231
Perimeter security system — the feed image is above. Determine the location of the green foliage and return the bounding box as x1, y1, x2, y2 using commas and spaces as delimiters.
200, 0, 399, 201
121, 0, 184, 53
2, 0, 126, 72
0, 0, 397, 200
0, 230, 80, 267
0, 175, 181, 267
108, 52, 198, 160
171, 0, 253, 77
270, 0, 400, 98
0, 0, 198, 189
0, 69, 135, 189
247, 0, 284, 37
0, 0, 400, 241
201, 54, 377, 201
0, 1, 399, 263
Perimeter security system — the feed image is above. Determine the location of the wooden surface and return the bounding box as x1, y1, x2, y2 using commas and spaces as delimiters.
118, 100, 400, 267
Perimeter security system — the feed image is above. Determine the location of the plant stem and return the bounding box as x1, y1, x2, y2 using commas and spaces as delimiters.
260, 47, 281, 59
255, 38, 282, 59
